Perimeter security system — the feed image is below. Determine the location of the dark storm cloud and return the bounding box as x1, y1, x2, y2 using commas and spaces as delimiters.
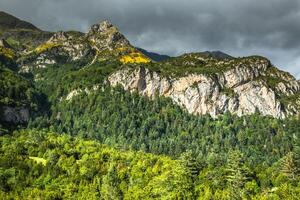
0, 0, 300, 78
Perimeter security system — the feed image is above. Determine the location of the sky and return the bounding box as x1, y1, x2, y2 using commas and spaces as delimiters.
0, 0, 300, 79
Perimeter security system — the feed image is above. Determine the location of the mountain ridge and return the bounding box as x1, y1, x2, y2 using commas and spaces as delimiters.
0, 11, 299, 121
136, 47, 171, 62
0, 11, 39, 30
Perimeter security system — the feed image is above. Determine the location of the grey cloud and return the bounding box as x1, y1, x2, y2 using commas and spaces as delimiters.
0, 0, 299, 78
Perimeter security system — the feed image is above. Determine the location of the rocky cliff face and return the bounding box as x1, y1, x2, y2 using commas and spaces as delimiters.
108, 58, 300, 118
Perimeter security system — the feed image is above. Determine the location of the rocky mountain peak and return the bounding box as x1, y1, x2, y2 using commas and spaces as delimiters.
87, 20, 130, 50
90, 20, 114, 33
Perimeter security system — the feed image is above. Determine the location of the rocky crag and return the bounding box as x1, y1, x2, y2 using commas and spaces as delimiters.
108, 55, 300, 118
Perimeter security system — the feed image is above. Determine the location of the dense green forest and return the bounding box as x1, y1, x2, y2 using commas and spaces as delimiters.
1, 58, 300, 199
21, 62, 300, 199
0, 130, 193, 199
1, 129, 300, 199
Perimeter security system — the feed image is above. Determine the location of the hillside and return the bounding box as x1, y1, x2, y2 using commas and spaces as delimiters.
0, 11, 39, 30
0, 130, 194, 199
0, 65, 48, 133
0, 11, 53, 51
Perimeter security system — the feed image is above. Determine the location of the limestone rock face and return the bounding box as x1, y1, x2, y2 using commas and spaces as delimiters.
87, 20, 130, 50
1, 106, 30, 124
223, 59, 269, 88
90, 20, 114, 33
233, 80, 282, 118
108, 64, 300, 118
48, 31, 93, 61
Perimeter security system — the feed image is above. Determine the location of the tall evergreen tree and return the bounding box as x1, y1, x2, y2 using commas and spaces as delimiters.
225, 150, 249, 199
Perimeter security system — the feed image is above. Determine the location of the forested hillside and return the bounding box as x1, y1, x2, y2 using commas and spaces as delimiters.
1, 129, 300, 199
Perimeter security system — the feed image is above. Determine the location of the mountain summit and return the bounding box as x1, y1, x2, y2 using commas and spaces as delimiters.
87, 20, 131, 50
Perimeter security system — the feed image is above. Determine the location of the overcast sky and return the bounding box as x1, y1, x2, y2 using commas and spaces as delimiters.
1, 0, 300, 78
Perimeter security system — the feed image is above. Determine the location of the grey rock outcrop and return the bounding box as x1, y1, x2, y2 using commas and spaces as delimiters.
108, 62, 300, 118
87, 20, 130, 50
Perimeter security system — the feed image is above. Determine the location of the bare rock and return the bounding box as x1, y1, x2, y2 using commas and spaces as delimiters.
108, 63, 300, 118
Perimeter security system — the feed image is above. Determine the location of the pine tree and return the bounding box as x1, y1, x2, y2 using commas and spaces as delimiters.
281, 152, 299, 182
292, 138, 300, 169
179, 150, 200, 179
100, 163, 123, 200
225, 150, 249, 199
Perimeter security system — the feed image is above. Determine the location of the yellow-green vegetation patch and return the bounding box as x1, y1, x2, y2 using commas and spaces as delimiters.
34, 42, 61, 54
29, 156, 47, 166
6, 37, 21, 49
120, 52, 151, 64
0, 46, 16, 59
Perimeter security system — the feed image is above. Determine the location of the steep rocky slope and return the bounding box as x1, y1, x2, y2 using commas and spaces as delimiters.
17, 20, 151, 73
108, 55, 300, 118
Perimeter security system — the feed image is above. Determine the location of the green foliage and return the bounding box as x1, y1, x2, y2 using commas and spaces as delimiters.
5, 37, 21, 49
0, 65, 49, 130
0, 66, 37, 107
225, 150, 249, 199
221, 87, 236, 97
280, 94, 300, 110
0, 130, 194, 199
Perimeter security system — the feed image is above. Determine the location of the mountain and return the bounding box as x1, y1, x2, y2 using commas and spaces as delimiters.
0, 11, 39, 30
110, 54, 300, 118
202, 50, 233, 59
137, 47, 170, 61
0, 12, 299, 120
1, 11, 300, 199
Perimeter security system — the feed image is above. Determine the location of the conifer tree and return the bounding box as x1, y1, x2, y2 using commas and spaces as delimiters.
225, 150, 249, 199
